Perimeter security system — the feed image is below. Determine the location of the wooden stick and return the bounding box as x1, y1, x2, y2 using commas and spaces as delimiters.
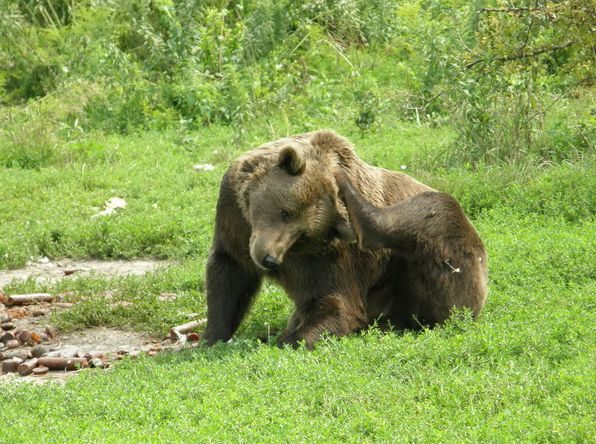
2, 358, 21, 373
17, 358, 39, 376
176, 320, 201, 334
466, 41, 575, 70
6, 293, 54, 306
478, 7, 545, 14
170, 320, 201, 340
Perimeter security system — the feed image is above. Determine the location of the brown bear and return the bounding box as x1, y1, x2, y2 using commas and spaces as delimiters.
203, 130, 488, 347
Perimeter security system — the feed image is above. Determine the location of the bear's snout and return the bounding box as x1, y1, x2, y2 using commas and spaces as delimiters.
249, 230, 292, 271
261, 254, 281, 271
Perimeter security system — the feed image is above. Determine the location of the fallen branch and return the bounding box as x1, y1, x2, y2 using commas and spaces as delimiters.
478, 7, 546, 14
170, 320, 199, 342
17, 358, 38, 376
2, 358, 21, 373
169, 319, 207, 342
466, 41, 575, 70
5, 293, 54, 306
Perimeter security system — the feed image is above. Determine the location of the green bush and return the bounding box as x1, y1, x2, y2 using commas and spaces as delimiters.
0, 0, 594, 165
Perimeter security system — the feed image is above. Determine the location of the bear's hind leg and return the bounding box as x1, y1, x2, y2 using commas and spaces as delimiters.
334, 171, 397, 251
336, 173, 488, 326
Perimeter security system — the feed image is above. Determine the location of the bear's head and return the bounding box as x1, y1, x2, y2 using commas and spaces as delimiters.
237, 142, 355, 271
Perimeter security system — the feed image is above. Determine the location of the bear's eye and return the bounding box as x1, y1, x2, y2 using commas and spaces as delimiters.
280, 210, 292, 222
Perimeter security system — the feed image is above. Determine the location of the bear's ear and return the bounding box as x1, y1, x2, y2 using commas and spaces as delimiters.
239, 158, 257, 174
278, 144, 305, 175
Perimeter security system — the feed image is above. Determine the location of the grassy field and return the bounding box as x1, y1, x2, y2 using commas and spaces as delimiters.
0, 117, 594, 442
0, 1, 594, 440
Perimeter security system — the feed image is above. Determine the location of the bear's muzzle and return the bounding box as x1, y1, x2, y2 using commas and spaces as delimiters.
261, 254, 281, 271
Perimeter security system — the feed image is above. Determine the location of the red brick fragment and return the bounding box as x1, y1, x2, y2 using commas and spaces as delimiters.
187, 333, 201, 342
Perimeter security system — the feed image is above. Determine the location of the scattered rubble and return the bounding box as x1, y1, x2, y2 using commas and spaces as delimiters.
6, 339, 19, 349
89, 358, 107, 369
0, 290, 206, 383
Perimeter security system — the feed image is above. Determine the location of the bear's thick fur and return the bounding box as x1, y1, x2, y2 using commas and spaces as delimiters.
204, 130, 488, 347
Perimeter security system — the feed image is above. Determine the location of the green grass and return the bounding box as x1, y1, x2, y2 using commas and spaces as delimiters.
0, 308, 593, 442
1, 118, 594, 442
1, 1, 594, 439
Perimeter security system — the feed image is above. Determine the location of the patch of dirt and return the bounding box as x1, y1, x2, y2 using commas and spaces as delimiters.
0, 299, 173, 384
0, 259, 203, 384
1, 326, 160, 385
0, 258, 167, 287
55, 327, 155, 354
1, 303, 201, 384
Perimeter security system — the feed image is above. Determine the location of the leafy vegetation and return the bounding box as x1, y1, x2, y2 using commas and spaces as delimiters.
1, 0, 593, 160
0, 0, 594, 442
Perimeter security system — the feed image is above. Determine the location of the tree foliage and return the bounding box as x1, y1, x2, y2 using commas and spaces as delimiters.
0, 0, 593, 164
